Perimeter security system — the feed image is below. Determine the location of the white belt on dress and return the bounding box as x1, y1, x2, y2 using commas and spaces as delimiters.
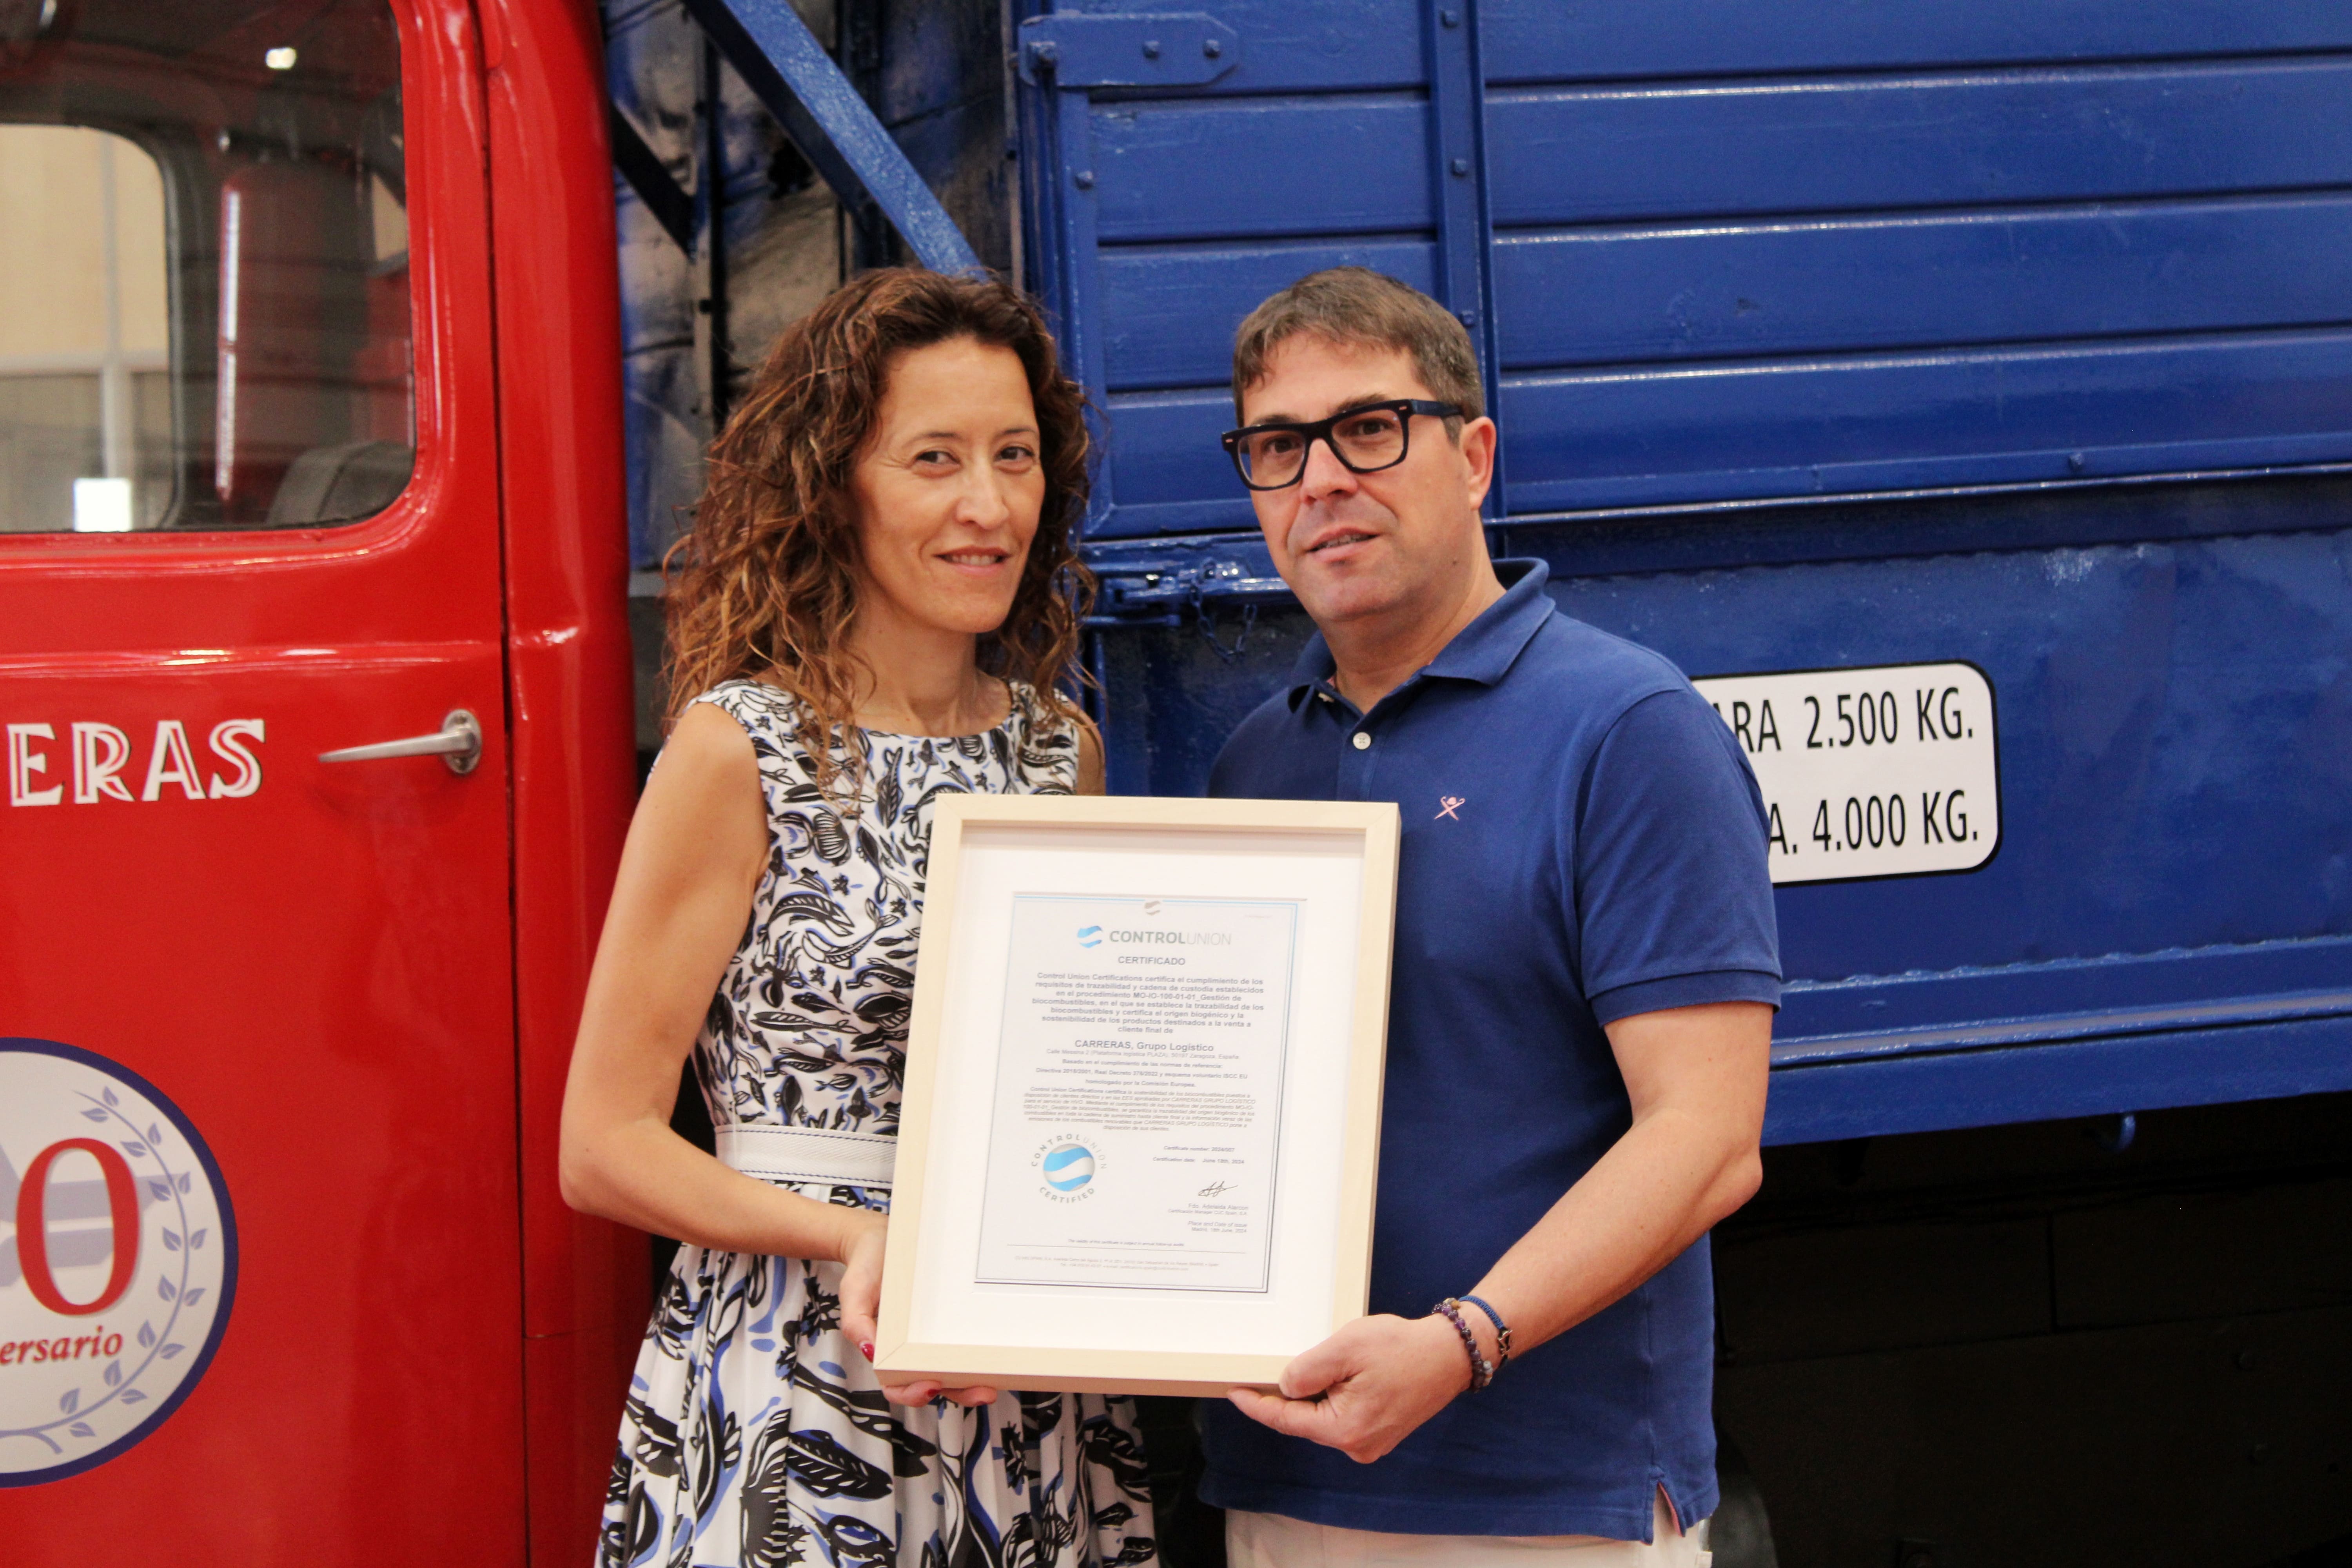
716, 1124, 897, 1189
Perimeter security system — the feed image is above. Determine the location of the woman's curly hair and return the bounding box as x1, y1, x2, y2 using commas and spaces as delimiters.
662, 269, 1094, 798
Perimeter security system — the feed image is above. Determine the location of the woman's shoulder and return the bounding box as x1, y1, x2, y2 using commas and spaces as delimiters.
644, 694, 766, 801
677, 680, 824, 783
690, 675, 793, 715
687, 677, 808, 739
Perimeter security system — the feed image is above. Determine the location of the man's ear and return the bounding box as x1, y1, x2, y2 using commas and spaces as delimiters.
1459, 416, 1498, 510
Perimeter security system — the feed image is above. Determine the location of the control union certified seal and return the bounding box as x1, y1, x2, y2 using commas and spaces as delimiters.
1, 1039, 236, 1486
1028, 1132, 1104, 1203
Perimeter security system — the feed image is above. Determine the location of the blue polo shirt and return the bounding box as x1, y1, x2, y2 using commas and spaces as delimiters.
1199, 560, 1780, 1540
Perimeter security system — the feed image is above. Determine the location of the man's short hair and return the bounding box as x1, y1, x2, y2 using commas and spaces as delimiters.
1230, 266, 1484, 425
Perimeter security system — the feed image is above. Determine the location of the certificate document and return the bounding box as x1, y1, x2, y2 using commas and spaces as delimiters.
974, 892, 1300, 1292
880, 795, 1395, 1393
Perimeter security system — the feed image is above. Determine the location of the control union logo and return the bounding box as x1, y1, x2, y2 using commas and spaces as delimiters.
1042, 1143, 1096, 1191
1, 1038, 237, 1486
1076, 924, 1103, 949
1028, 1133, 1102, 1202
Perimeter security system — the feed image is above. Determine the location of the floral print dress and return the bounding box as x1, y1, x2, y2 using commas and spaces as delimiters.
601, 679, 1157, 1568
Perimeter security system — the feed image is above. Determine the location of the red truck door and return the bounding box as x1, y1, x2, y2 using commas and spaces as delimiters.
1, 2, 535, 1559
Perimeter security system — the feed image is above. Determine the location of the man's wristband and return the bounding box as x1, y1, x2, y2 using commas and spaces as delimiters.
1460, 1293, 1513, 1370
1434, 1298, 1495, 1392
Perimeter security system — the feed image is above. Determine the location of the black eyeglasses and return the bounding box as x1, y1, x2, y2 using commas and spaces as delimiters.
1221, 399, 1463, 491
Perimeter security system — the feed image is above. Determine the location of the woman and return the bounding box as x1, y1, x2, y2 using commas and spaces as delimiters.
560, 269, 1156, 1567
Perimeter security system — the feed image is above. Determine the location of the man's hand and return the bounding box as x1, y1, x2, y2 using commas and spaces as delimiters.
1227, 1312, 1470, 1464
835, 1214, 1000, 1408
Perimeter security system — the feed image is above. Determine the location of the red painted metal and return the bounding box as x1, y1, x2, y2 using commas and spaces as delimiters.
0, 0, 641, 1557
480, 0, 649, 1558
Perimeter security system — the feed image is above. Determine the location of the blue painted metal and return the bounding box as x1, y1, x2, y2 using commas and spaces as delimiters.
1099, 238, 1434, 391
1483, 61, 2352, 226
1036, 5, 2352, 535
1760, 1015, 2352, 1147
1080, 522, 2352, 1136
1500, 333, 2352, 514
1493, 198, 2352, 370
1476, 1, 2352, 83
680, 0, 980, 272
1022, 1, 2352, 1138
1421, 0, 1501, 515
838, 0, 1022, 274
1090, 97, 1428, 244
1083, 532, 1289, 626
1018, 11, 1241, 89
604, 0, 711, 576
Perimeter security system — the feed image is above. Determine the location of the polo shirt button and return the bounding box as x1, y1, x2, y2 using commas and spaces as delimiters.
1351, 732, 1372, 751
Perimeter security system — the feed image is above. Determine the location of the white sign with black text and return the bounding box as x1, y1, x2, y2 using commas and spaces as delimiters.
1691, 662, 2000, 885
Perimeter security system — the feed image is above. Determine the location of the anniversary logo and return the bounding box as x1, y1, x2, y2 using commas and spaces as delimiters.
0, 1040, 236, 1486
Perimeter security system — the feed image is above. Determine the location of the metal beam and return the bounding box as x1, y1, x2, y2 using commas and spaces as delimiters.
1761, 1014, 2352, 1146
607, 106, 694, 253
1423, 0, 1502, 522
677, 0, 981, 273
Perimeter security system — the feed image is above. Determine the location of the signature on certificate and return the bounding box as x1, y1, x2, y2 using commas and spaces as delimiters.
1197, 1180, 1238, 1198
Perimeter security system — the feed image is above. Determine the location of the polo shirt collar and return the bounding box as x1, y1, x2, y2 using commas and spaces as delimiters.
1285, 558, 1555, 710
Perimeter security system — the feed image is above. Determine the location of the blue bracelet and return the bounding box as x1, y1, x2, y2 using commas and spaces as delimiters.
1460, 1294, 1512, 1370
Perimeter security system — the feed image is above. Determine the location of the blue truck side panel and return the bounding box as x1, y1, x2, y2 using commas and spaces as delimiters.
1031, 3, 2352, 535
1025, 2, 2352, 1141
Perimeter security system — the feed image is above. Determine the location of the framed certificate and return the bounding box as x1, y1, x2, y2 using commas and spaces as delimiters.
875, 794, 1399, 1396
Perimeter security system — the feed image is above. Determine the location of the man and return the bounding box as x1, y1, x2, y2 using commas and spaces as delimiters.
1203, 267, 1779, 1565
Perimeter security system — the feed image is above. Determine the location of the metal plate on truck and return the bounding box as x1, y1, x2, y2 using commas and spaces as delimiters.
1691, 662, 1999, 886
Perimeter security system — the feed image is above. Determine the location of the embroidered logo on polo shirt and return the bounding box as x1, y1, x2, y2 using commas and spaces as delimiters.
1436, 796, 1465, 820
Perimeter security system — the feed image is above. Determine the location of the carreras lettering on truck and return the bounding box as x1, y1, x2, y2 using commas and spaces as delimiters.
4, 722, 264, 805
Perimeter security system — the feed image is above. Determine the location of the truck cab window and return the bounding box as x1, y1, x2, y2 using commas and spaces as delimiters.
0, 0, 412, 533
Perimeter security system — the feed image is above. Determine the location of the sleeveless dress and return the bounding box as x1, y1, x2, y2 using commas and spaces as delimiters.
601, 679, 1158, 1568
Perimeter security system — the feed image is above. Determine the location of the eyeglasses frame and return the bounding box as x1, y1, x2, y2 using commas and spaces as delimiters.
1220, 399, 1465, 492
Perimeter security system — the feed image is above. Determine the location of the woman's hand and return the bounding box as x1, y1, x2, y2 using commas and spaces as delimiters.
835, 1212, 1001, 1409
835, 1212, 888, 1355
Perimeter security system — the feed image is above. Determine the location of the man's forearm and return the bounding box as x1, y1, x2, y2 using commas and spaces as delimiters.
1463, 1002, 1771, 1361
1466, 1102, 1762, 1359
1227, 1094, 1760, 1465
1229, 1003, 1767, 1462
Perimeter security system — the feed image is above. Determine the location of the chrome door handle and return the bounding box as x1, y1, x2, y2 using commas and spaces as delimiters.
318, 710, 484, 775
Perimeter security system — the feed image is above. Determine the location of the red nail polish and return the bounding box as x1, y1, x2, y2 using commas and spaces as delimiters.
859, 1341, 875, 1360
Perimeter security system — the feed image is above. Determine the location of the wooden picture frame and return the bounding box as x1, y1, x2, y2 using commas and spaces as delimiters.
875, 794, 1399, 1396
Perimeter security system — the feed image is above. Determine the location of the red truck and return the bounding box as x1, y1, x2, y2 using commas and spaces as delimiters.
1, 0, 645, 1559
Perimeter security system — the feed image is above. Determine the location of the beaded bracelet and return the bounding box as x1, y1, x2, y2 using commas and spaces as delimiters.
1460, 1293, 1513, 1371
1434, 1298, 1495, 1391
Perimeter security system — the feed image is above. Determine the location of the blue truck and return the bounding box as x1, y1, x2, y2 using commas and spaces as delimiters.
604, 4, 2352, 1563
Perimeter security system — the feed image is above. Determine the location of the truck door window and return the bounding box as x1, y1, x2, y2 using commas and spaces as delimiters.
0, 0, 412, 534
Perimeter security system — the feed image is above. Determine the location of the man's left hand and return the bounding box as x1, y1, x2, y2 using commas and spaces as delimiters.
1227, 1312, 1470, 1464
